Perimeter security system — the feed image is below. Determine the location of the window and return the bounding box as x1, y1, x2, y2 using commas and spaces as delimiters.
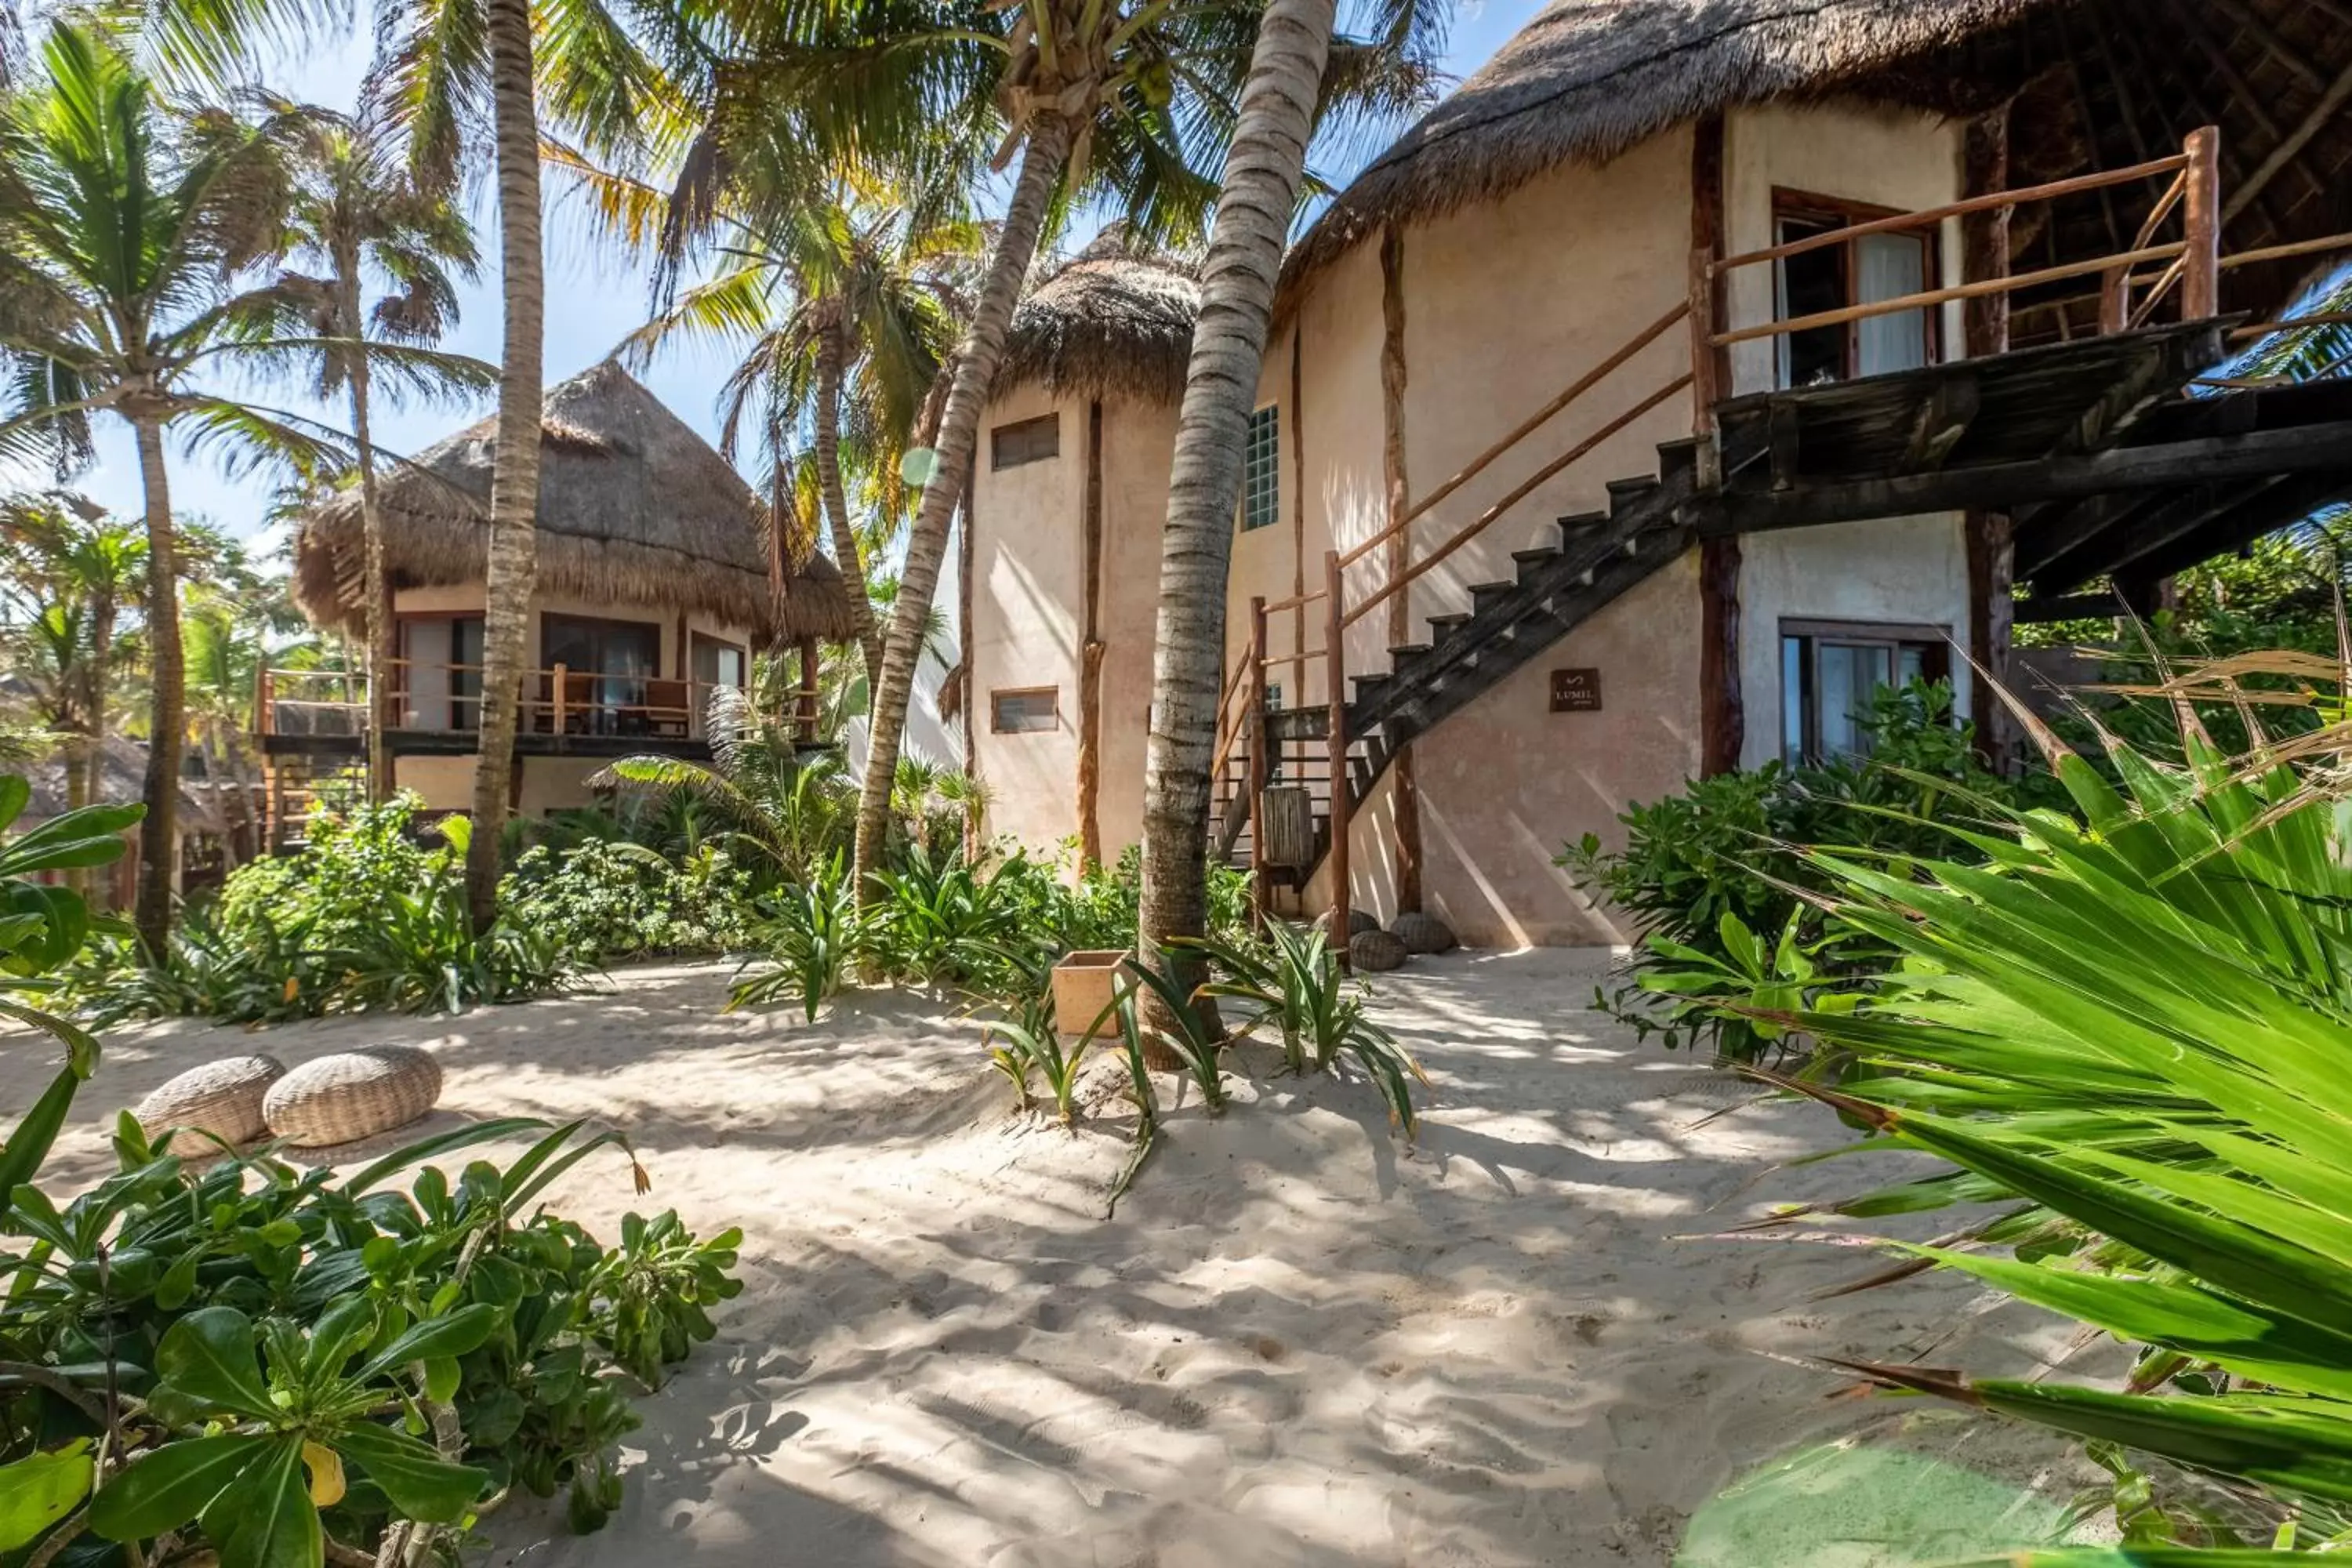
691, 633, 746, 692
1240, 405, 1279, 532
1780, 621, 1950, 764
991, 412, 1060, 469
1773, 191, 1936, 388
543, 613, 662, 733
991, 687, 1060, 733
397, 615, 483, 731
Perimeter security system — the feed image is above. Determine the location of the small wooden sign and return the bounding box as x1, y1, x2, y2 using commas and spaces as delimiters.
1550, 667, 1603, 713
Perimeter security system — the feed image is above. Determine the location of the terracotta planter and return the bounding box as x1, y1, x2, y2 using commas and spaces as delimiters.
1051, 949, 1134, 1037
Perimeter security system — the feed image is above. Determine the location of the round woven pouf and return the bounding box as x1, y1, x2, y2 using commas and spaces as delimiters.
134, 1054, 285, 1147
1391, 911, 1458, 955
263, 1046, 443, 1149
1312, 908, 1380, 942
1349, 928, 1409, 973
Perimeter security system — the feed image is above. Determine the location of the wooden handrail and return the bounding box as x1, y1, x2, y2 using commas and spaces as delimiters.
1711, 151, 2193, 275
1337, 300, 1690, 573
1343, 372, 1693, 630
2230, 310, 2352, 341
2128, 167, 2189, 253
2219, 229, 2352, 270
1712, 242, 2187, 349
1261, 587, 1329, 614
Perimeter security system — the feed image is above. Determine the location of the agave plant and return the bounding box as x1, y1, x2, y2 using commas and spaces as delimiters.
1760, 662, 2352, 1555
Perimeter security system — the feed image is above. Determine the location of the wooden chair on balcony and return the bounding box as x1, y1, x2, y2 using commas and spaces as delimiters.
637, 679, 691, 739
537, 670, 597, 734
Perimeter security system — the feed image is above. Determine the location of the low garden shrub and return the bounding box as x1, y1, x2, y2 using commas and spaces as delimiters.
502, 838, 760, 963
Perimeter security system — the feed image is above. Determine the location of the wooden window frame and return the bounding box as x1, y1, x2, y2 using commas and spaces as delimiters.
989, 685, 1062, 734
1771, 187, 1944, 386
1780, 618, 1952, 764
394, 611, 486, 731
1239, 403, 1280, 532
990, 412, 1061, 470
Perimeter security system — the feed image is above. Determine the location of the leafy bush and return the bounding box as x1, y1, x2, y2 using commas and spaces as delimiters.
503, 839, 760, 963
64, 795, 583, 1025
1759, 699, 2352, 1554
1190, 922, 1427, 1137
728, 852, 858, 1021
1561, 681, 2052, 1058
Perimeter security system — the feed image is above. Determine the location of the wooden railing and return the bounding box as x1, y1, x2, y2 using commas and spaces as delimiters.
259, 659, 822, 745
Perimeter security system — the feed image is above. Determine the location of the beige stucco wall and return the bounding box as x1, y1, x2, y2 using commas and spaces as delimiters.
1722, 99, 1973, 770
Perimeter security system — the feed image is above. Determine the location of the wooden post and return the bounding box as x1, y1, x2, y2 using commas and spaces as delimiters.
1689, 112, 1727, 484
1689, 248, 1720, 435
797, 635, 820, 742
1076, 398, 1105, 868
1963, 103, 2018, 768
258, 669, 275, 738
1247, 595, 1269, 932
2182, 125, 2223, 321
550, 662, 568, 735
1699, 537, 1744, 775
2098, 268, 2129, 334
1323, 551, 1351, 968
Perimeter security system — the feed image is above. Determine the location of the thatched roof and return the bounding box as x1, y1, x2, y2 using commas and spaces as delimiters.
20, 737, 228, 836
293, 359, 859, 645
997, 238, 1200, 404
1281, 0, 2352, 333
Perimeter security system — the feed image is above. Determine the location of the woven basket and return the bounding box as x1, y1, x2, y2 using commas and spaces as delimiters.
1349, 928, 1409, 973
1391, 911, 1459, 955
263, 1047, 444, 1149
1310, 908, 1379, 941
134, 1055, 285, 1146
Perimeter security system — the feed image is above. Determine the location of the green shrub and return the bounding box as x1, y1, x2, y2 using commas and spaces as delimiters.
728, 852, 858, 1021
502, 839, 759, 963
1759, 705, 2352, 1554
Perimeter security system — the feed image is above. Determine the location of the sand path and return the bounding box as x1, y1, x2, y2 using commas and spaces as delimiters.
11, 949, 2089, 1566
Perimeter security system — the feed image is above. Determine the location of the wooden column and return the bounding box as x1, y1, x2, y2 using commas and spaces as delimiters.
1076, 398, 1106, 868
1246, 595, 1269, 931
797, 634, 820, 742
957, 456, 978, 857
1692, 112, 1743, 775
1323, 549, 1351, 967
1378, 224, 1425, 913
2182, 125, 2223, 321
1963, 103, 2018, 767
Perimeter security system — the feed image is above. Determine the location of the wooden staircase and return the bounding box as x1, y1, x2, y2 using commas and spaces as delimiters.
261, 749, 368, 851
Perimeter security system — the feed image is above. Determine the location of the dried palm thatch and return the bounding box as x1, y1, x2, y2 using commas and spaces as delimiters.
1283, 0, 2055, 292
998, 237, 1201, 404
292, 359, 858, 646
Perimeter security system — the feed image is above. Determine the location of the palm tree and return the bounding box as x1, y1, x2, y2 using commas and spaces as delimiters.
266, 98, 484, 802
375, 0, 671, 931
1139, 0, 1445, 978
0, 25, 359, 946
606, 164, 975, 691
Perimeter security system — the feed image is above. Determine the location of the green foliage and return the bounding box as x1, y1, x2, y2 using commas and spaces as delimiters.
2, 1115, 742, 1567
1189, 922, 1427, 1138
503, 839, 760, 963
1755, 698, 2352, 1553
1561, 681, 2052, 1058
981, 1017, 1091, 1128
65, 795, 583, 1025
728, 852, 858, 1021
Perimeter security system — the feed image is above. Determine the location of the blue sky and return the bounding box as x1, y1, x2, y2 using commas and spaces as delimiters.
43, 2, 1544, 546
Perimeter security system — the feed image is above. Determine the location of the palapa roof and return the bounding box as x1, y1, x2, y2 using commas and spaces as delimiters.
1281, 0, 2352, 334
996, 236, 1201, 404
20, 737, 229, 837
293, 359, 858, 645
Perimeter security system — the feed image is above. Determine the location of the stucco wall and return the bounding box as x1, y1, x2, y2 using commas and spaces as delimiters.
1096, 394, 1181, 854
969, 383, 1086, 852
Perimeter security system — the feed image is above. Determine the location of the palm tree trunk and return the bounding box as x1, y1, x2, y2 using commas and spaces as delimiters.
343, 271, 397, 804
815, 314, 883, 690
1138, 0, 1334, 970
850, 112, 1073, 900
131, 413, 184, 951
464, 0, 545, 932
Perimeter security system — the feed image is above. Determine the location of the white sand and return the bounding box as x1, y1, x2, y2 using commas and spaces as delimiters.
9, 949, 2100, 1566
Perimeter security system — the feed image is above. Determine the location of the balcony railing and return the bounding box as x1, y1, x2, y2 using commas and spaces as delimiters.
258, 659, 822, 745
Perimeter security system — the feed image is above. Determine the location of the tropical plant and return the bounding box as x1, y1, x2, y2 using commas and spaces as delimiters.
859, 840, 1041, 989
502, 838, 759, 961
1189, 921, 1425, 1135
1751, 665, 2352, 1555
981, 1016, 1092, 1128
728, 851, 858, 1021
0, 26, 368, 946
0, 1108, 741, 1566
1138, 0, 1445, 990
263, 96, 485, 798
1103, 946, 1227, 1115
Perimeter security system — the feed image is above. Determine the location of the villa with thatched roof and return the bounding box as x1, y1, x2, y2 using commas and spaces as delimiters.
968, 0, 2352, 946
272, 359, 856, 823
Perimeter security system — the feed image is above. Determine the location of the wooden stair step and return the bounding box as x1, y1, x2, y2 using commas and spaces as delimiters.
1555, 509, 1608, 539
1425, 612, 1474, 638
1469, 579, 1519, 612
1606, 477, 1661, 515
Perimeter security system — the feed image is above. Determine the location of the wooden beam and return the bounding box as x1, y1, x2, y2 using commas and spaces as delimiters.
1904, 376, 1984, 472
1700, 536, 1743, 775
1076, 397, 1105, 869
2203, 0, 2327, 92
956, 454, 976, 855
1323, 548, 1351, 967
1377, 224, 1421, 914
1703, 420, 2352, 532
1962, 101, 2015, 758
2226, 57, 2352, 227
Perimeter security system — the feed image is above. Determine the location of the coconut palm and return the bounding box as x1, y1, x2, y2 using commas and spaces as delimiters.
1139, 0, 1448, 985
0, 24, 368, 946
264, 97, 485, 801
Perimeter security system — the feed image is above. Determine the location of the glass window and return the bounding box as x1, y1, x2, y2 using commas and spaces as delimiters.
1241, 405, 1279, 532
543, 614, 660, 734
991, 688, 1059, 733
1773, 197, 1936, 387
397, 615, 483, 731
1780, 623, 1951, 764
1857, 232, 1929, 376
991, 413, 1059, 469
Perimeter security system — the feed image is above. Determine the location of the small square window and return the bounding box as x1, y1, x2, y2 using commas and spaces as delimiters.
1240, 405, 1279, 532
1780, 621, 1950, 764
990, 412, 1060, 469
990, 687, 1060, 733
